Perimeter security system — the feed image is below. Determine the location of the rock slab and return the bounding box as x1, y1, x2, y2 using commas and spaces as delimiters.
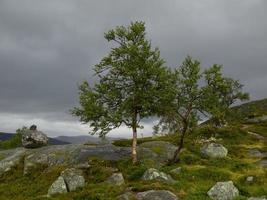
136, 190, 178, 200
48, 176, 68, 195
61, 168, 85, 192
106, 173, 125, 186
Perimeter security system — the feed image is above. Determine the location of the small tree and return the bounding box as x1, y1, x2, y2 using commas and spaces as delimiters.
204, 65, 249, 126
155, 56, 207, 163
72, 21, 170, 164
155, 56, 249, 163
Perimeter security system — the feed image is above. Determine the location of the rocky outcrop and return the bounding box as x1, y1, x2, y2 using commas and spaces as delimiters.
106, 173, 125, 186
136, 190, 178, 200
201, 143, 228, 158
142, 168, 174, 183
138, 141, 177, 167
60, 168, 85, 192
48, 176, 68, 195
22, 125, 48, 148
0, 148, 25, 176
248, 197, 267, 200
207, 181, 239, 200
0, 144, 131, 176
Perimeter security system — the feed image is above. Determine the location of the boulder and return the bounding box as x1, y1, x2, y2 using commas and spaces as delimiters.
207, 181, 239, 200
47, 176, 68, 195
138, 141, 177, 167
117, 192, 135, 200
142, 168, 174, 183
201, 143, 228, 158
0, 148, 25, 176
61, 168, 85, 192
136, 190, 178, 200
22, 125, 48, 148
106, 173, 125, 186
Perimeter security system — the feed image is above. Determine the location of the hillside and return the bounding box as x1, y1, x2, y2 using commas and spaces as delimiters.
227, 98, 267, 123
0, 124, 266, 200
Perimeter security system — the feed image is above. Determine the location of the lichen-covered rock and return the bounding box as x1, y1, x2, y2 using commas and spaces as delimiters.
138, 141, 177, 167
136, 190, 178, 200
47, 176, 67, 195
142, 168, 174, 183
0, 148, 25, 176
61, 168, 85, 191
106, 173, 125, 186
22, 126, 48, 148
207, 181, 239, 200
201, 143, 228, 158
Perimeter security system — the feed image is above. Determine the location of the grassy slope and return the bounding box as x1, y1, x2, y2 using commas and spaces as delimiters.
0, 125, 266, 200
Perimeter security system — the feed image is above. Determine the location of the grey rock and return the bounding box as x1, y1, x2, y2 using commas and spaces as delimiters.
47, 176, 67, 195
106, 173, 125, 186
248, 197, 267, 200
246, 176, 254, 182
22, 127, 48, 148
138, 141, 177, 167
23, 144, 130, 173
207, 181, 239, 200
142, 168, 174, 183
248, 149, 267, 158
201, 143, 228, 158
136, 190, 178, 200
0, 148, 25, 176
61, 168, 85, 192
257, 159, 267, 168
170, 167, 182, 175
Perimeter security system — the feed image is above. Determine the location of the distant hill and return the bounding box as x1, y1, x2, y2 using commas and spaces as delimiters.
0, 132, 69, 145
227, 98, 267, 123
54, 135, 121, 144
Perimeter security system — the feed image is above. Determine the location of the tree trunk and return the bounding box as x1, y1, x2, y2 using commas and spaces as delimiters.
132, 125, 138, 165
172, 122, 188, 163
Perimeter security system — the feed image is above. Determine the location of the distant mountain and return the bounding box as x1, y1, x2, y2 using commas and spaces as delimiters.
0, 132, 69, 145
54, 135, 120, 144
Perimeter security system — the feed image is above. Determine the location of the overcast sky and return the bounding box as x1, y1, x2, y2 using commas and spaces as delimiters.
0, 0, 266, 137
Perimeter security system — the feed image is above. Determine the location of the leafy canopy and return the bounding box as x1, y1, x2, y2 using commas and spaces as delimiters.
72, 21, 170, 137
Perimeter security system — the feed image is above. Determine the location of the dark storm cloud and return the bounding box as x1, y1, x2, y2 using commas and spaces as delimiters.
0, 0, 266, 136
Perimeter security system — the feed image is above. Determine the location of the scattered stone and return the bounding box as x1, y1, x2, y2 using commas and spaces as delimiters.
246, 176, 254, 182
200, 143, 228, 158
0, 149, 25, 176
61, 168, 85, 192
106, 173, 125, 186
257, 159, 267, 168
142, 168, 174, 183
47, 176, 67, 195
246, 115, 267, 123
248, 149, 267, 158
170, 167, 182, 175
207, 181, 239, 200
136, 190, 178, 200
22, 125, 48, 148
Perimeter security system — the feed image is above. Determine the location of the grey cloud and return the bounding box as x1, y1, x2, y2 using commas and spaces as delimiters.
0, 0, 266, 136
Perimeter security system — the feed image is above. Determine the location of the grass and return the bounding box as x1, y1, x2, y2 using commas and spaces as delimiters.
0, 125, 267, 199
